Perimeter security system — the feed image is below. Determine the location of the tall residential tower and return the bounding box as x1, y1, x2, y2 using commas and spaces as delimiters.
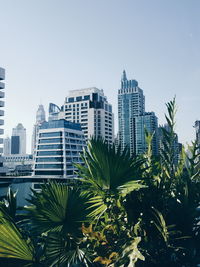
64, 87, 114, 144
0, 67, 7, 174
118, 70, 158, 156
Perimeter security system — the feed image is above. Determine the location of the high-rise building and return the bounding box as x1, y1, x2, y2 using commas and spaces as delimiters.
31, 104, 46, 155
33, 119, 86, 178
132, 112, 158, 155
3, 136, 11, 155
118, 70, 158, 156
195, 120, 200, 145
36, 104, 46, 124
64, 87, 114, 144
158, 124, 181, 165
0, 67, 7, 174
11, 123, 26, 155
48, 103, 62, 121
11, 136, 20, 154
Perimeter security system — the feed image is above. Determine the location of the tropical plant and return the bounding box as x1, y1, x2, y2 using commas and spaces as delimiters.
0, 99, 199, 267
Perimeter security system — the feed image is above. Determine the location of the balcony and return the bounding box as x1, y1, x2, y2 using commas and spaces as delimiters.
0, 68, 5, 80
0, 110, 4, 116
0, 91, 5, 98
0, 101, 4, 107
0, 120, 4, 126
0, 129, 4, 135
0, 138, 3, 144
0, 82, 5, 89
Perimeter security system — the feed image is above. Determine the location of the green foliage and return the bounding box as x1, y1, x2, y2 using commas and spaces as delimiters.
0, 210, 34, 263
75, 138, 145, 220
25, 181, 89, 236
0, 99, 200, 266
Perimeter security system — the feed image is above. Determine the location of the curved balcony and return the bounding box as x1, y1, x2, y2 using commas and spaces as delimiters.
0, 138, 3, 144
0, 110, 4, 116
0, 92, 5, 98
0, 120, 4, 126
0, 129, 4, 135
0, 101, 4, 107
0, 82, 4, 89
0, 68, 5, 80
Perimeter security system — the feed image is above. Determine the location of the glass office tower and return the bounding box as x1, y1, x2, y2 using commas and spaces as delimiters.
33, 119, 86, 178
118, 70, 145, 154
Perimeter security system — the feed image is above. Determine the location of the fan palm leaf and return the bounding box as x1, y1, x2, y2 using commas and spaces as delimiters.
0, 210, 34, 262
25, 181, 89, 236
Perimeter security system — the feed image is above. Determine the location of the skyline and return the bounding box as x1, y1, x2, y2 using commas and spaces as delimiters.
1, 0, 200, 152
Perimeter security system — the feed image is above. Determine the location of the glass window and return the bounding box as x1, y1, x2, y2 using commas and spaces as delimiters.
76, 96, 82, 101
35, 164, 63, 169
40, 132, 62, 138
36, 157, 63, 162
38, 144, 62, 150
84, 95, 90, 100
39, 138, 62, 144
37, 151, 63, 156
67, 170, 73, 175
35, 170, 63, 175
68, 97, 74, 103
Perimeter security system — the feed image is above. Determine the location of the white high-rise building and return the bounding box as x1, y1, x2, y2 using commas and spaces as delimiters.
3, 136, 11, 155
31, 104, 46, 155
64, 87, 114, 144
11, 123, 26, 155
0, 67, 7, 174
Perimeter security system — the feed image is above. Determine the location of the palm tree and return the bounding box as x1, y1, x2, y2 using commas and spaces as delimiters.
75, 138, 146, 220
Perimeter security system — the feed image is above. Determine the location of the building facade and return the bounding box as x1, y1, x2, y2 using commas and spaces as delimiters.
31, 104, 46, 155
3, 136, 11, 155
132, 112, 158, 155
33, 119, 86, 179
0, 67, 7, 174
4, 154, 33, 174
118, 71, 158, 156
64, 87, 114, 144
11, 123, 26, 155
158, 124, 181, 165
195, 120, 200, 145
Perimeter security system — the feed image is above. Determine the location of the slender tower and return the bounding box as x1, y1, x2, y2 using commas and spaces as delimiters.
31, 105, 46, 155
118, 70, 145, 154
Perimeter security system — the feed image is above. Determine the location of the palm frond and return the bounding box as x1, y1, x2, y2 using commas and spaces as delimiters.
25, 181, 89, 235
0, 211, 34, 262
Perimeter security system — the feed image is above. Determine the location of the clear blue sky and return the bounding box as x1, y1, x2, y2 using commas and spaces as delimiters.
0, 0, 200, 153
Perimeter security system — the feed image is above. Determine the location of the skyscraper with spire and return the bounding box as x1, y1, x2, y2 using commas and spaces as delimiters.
118, 70, 158, 156
31, 104, 46, 155
118, 70, 145, 153
36, 104, 46, 124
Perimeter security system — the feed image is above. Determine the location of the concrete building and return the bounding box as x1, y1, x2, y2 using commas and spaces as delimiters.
3, 136, 11, 155
4, 154, 33, 175
33, 119, 86, 179
0, 67, 7, 175
11, 123, 26, 155
64, 87, 114, 144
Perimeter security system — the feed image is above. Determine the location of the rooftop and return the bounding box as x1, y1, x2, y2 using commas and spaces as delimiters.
40, 119, 82, 131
